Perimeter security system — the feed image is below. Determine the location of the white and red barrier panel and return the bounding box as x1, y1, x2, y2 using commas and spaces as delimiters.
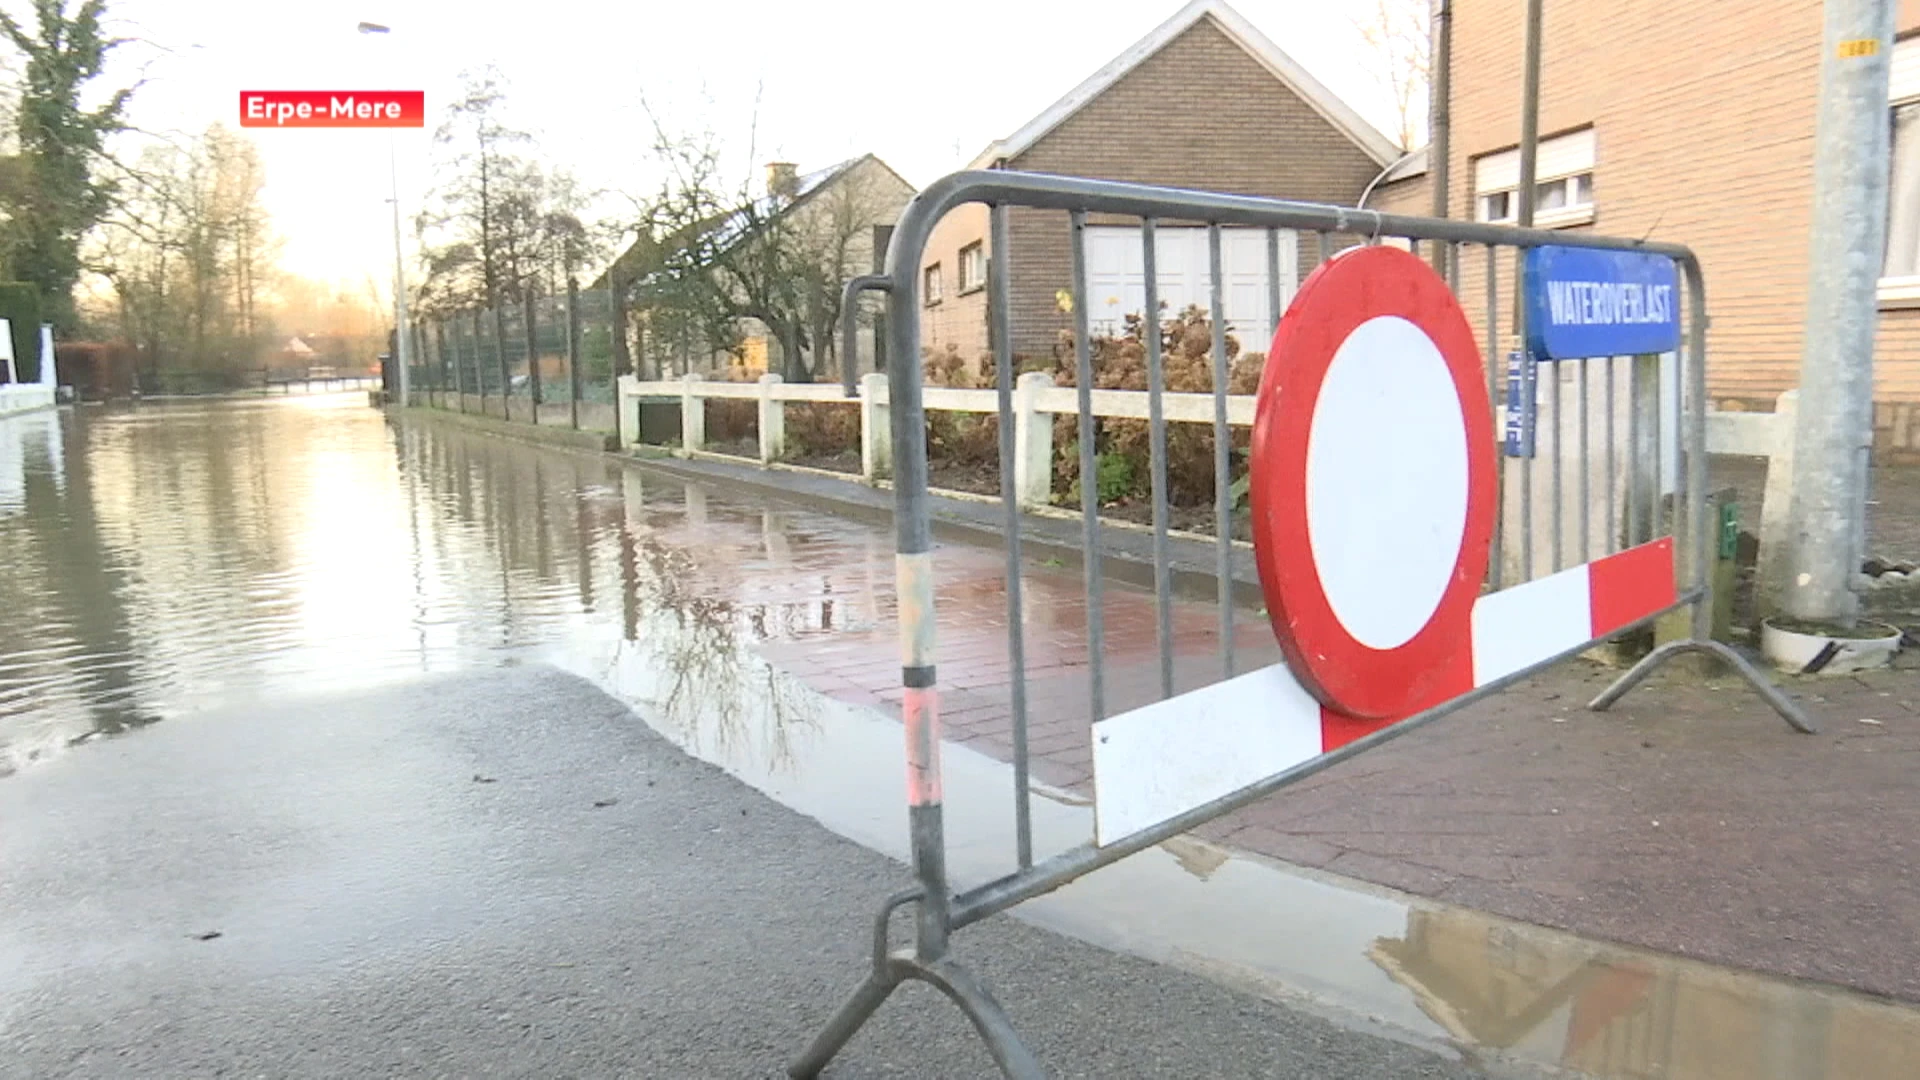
1092, 247, 1680, 845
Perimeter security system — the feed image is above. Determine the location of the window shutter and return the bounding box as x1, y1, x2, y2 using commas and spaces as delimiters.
1893, 37, 1920, 103
1473, 129, 1597, 193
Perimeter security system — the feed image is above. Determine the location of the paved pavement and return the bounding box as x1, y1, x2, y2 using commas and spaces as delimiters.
623, 452, 1920, 1004
0, 667, 1476, 1080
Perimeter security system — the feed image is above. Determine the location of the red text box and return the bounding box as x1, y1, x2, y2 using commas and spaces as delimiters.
239, 91, 425, 129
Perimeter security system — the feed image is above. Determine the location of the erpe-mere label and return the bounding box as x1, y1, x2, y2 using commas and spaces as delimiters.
239, 91, 425, 129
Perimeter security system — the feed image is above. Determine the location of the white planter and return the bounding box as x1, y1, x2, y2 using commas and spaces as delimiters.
1761, 617, 1902, 675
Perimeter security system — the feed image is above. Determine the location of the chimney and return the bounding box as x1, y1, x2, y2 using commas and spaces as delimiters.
766, 161, 800, 201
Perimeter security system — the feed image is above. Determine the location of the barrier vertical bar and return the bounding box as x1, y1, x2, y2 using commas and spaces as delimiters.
1579, 355, 1591, 563
1265, 227, 1283, 342
1551, 358, 1564, 571
1144, 219, 1174, 700
1606, 354, 1617, 553
882, 215, 949, 965
1069, 210, 1106, 723
1208, 223, 1234, 678
1520, 357, 1535, 583
1486, 245, 1505, 590
1629, 356, 1646, 545
989, 203, 1033, 869
1684, 264, 1712, 641
1317, 231, 1332, 267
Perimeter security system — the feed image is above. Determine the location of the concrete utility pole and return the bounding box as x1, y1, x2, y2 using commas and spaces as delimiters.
1784, 0, 1896, 627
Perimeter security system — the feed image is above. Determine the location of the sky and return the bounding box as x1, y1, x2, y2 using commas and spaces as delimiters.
92, 0, 1409, 292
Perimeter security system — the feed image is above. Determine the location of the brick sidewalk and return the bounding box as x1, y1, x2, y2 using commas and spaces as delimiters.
640, 460, 1920, 1005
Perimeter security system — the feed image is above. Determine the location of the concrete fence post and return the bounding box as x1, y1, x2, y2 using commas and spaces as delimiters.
680, 373, 705, 457
860, 372, 890, 481
1013, 371, 1055, 509
1757, 388, 1801, 616
616, 374, 642, 447
758, 373, 785, 463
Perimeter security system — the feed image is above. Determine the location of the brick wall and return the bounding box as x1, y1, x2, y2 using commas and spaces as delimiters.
1440, 0, 1920, 424
919, 201, 992, 363
998, 15, 1387, 359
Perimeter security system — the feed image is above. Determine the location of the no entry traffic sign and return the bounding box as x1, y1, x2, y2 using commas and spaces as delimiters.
1249, 246, 1497, 720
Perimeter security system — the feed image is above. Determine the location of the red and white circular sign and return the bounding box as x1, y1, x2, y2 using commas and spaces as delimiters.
1249, 245, 1496, 720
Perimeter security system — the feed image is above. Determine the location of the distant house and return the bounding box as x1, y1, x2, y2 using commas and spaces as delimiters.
600, 154, 915, 381
919, 0, 1404, 364
275, 336, 316, 367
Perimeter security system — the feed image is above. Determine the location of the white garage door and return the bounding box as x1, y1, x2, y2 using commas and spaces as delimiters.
1083, 226, 1298, 348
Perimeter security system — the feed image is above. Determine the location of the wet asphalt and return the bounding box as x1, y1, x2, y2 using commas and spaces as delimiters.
0, 666, 1481, 1079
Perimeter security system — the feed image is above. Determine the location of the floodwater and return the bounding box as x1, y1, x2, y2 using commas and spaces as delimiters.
3, 395, 1917, 1079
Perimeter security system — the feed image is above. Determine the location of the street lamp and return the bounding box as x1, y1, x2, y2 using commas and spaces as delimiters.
358, 19, 410, 408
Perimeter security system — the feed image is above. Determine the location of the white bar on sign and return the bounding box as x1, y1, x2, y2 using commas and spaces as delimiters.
1091, 663, 1323, 846
1469, 565, 1592, 688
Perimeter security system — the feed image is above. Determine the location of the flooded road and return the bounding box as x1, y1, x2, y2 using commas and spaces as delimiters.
0, 395, 867, 776
4, 396, 1919, 1079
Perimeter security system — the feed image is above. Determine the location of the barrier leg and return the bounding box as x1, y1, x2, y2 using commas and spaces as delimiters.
788, 971, 900, 1078
908, 956, 1046, 1079
1589, 638, 1817, 733
789, 889, 1046, 1079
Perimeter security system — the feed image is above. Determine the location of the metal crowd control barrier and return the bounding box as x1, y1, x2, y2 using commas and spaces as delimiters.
791, 170, 1813, 1079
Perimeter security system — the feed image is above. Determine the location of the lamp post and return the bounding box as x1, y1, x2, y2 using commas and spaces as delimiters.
359, 20, 410, 408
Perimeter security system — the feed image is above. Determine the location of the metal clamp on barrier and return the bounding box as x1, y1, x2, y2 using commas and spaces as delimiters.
788, 170, 1813, 1080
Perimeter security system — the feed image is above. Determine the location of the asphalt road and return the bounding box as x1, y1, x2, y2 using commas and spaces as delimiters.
0, 666, 1479, 1079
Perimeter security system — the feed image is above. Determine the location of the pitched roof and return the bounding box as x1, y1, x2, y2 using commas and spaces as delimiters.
700, 157, 861, 255
594, 154, 913, 290
971, 0, 1400, 169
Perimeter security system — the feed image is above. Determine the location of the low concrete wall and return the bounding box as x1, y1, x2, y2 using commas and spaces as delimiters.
0, 384, 56, 417
405, 401, 615, 454
407, 391, 615, 436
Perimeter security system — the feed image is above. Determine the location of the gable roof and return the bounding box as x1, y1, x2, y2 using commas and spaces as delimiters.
971, 0, 1400, 169
594, 154, 911, 290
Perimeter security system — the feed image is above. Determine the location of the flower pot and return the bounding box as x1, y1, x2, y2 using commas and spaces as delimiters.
1760, 616, 1902, 675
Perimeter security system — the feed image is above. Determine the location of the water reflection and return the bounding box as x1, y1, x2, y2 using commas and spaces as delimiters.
0, 396, 863, 776
1368, 904, 1920, 1078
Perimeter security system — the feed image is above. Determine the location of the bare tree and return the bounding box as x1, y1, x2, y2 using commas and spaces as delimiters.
86, 124, 276, 373
414, 67, 530, 316
1355, 0, 1432, 150
621, 114, 896, 383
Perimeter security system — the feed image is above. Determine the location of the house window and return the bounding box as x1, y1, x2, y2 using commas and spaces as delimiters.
959, 242, 986, 293
1882, 38, 1920, 306
1473, 128, 1596, 228
924, 263, 944, 306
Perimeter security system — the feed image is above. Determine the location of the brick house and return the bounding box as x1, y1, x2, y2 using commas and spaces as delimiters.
1374, 0, 1920, 454
918, 0, 1403, 366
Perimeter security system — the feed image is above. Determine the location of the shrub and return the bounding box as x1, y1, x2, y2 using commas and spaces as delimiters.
921, 343, 1000, 470
704, 398, 756, 444
1046, 305, 1262, 508
786, 401, 860, 458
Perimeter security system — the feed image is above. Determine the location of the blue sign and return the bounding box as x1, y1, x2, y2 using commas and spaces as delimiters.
1503, 350, 1535, 459
1524, 246, 1680, 360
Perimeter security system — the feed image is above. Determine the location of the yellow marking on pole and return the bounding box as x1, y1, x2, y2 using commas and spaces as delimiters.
1838, 38, 1881, 59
